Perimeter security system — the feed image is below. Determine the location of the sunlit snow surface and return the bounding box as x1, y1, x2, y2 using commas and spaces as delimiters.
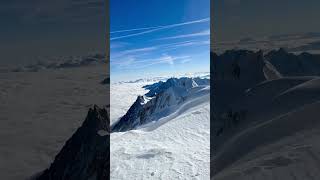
110, 75, 210, 179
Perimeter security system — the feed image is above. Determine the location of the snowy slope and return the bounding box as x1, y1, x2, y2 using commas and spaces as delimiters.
111, 98, 210, 179
112, 77, 210, 132
212, 49, 320, 133
213, 76, 320, 179
214, 100, 320, 180
212, 49, 320, 179
110, 73, 209, 125
263, 60, 282, 80
110, 76, 210, 179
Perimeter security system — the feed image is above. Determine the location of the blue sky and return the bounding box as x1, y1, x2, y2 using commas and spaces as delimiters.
110, 0, 210, 82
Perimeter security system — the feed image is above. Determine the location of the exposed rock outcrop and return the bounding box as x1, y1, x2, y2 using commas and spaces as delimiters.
35, 105, 109, 180
112, 77, 210, 132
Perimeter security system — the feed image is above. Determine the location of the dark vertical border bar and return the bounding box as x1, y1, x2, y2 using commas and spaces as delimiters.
106, 0, 111, 178
210, 0, 214, 179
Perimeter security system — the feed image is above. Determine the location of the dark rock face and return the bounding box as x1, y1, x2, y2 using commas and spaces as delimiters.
36, 105, 109, 180
212, 50, 267, 114
101, 78, 110, 85
212, 49, 266, 82
111, 96, 145, 132
143, 81, 165, 97
144, 77, 209, 97
112, 77, 210, 132
211, 50, 268, 176
266, 48, 320, 76
211, 49, 320, 176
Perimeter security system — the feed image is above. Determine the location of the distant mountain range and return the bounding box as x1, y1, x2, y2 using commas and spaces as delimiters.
212, 48, 320, 82
213, 32, 320, 54
115, 72, 210, 84
212, 48, 320, 131
212, 49, 320, 176
112, 77, 210, 132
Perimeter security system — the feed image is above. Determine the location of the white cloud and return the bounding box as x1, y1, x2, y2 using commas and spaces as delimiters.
111, 46, 158, 60
180, 58, 192, 64
160, 54, 174, 65
110, 18, 209, 40
112, 56, 136, 66
162, 40, 209, 48
110, 42, 129, 49
112, 54, 191, 69
110, 40, 209, 66
123, 47, 157, 54
157, 29, 210, 40
110, 26, 160, 34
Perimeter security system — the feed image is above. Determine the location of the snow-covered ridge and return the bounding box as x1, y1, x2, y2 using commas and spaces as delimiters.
111, 77, 210, 132
212, 48, 320, 136
213, 32, 320, 54
110, 77, 210, 179
111, 100, 210, 179
114, 72, 210, 84
212, 49, 320, 178
212, 48, 320, 86
266, 48, 320, 76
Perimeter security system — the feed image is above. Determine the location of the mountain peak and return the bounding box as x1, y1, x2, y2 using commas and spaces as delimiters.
35, 105, 110, 180
112, 77, 209, 132
144, 77, 207, 97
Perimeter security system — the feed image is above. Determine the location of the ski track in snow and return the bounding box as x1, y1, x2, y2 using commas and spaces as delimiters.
110, 81, 210, 180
